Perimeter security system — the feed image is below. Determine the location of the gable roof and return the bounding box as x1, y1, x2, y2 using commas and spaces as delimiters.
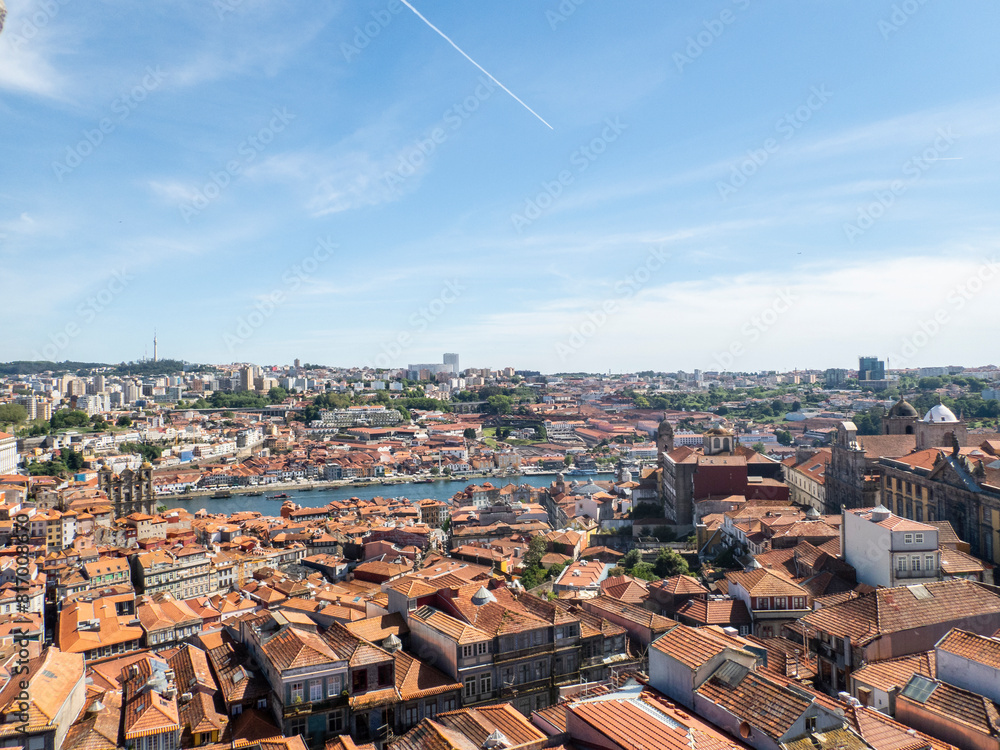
800, 579, 1000, 646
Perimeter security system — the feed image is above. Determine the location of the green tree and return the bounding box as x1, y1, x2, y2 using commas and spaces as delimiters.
716, 405, 730, 416
622, 548, 641, 570
463, 428, 477, 440
268, 386, 288, 404
116, 415, 133, 428
653, 548, 690, 578
63, 449, 85, 472
630, 562, 658, 581
485, 395, 513, 415
564, 454, 573, 467
771, 399, 784, 415
0, 403, 28, 428
524, 535, 547, 569
50, 410, 91, 430
752, 442, 767, 454
775, 429, 793, 446
791, 400, 801, 412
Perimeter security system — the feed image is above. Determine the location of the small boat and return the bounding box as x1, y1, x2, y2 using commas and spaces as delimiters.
269, 493, 290, 500
245, 490, 264, 496
210, 490, 232, 499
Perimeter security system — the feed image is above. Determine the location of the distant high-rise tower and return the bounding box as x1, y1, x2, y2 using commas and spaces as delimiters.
153, 330, 158, 362
443, 352, 460, 374
858, 356, 885, 381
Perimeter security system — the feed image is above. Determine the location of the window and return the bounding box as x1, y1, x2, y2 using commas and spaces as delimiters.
555, 627, 564, 640
925, 555, 935, 570
328, 675, 342, 697
774, 597, 787, 610
805, 716, 817, 732
756, 597, 769, 610
477, 642, 488, 655
378, 664, 393, 687
328, 710, 344, 733
462, 644, 474, 658
912, 556, 921, 572
232, 705, 243, 716
444, 698, 456, 712
289, 718, 306, 736
426, 701, 437, 718
480, 673, 492, 694
793, 597, 806, 609
897, 557, 907, 572
404, 706, 418, 725
290, 682, 303, 702
310, 680, 322, 702
904, 533, 913, 544
464, 675, 477, 698
915, 533, 924, 544
256, 699, 267, 709
352, 670, 368, 693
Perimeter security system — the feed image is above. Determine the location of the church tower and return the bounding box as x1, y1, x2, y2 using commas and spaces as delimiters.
656, 418, 675, 457
883, 396, 919, 435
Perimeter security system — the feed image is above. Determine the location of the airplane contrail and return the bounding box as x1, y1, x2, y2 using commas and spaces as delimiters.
399, 0, 554, 130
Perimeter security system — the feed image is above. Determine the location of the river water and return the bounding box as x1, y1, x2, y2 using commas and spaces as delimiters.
167, 473, 615, 516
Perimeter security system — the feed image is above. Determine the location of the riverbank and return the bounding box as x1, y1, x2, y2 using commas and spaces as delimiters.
158, 471, 567, 501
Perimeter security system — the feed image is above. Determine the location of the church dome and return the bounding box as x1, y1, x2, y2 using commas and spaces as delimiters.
922, 403, 958, 423
887, 398, 918, 418
657, 419, 674, 436
705, 427, 733, 436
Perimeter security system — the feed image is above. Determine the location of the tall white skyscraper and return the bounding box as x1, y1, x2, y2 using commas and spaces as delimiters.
443, 352, 460, 374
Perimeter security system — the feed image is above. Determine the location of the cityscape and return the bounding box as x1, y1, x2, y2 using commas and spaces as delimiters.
4, 2, 1000, 750
1, 352, 1000, 749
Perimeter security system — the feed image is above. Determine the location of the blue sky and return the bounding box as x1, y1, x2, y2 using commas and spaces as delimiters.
2, 0, 999, 373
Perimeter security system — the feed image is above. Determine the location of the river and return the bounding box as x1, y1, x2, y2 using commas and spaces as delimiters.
166, 473, 616, 516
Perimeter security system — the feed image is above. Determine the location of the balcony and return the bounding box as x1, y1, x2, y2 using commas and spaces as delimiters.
494, 643, 553, 663
282, 694, 348, 718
